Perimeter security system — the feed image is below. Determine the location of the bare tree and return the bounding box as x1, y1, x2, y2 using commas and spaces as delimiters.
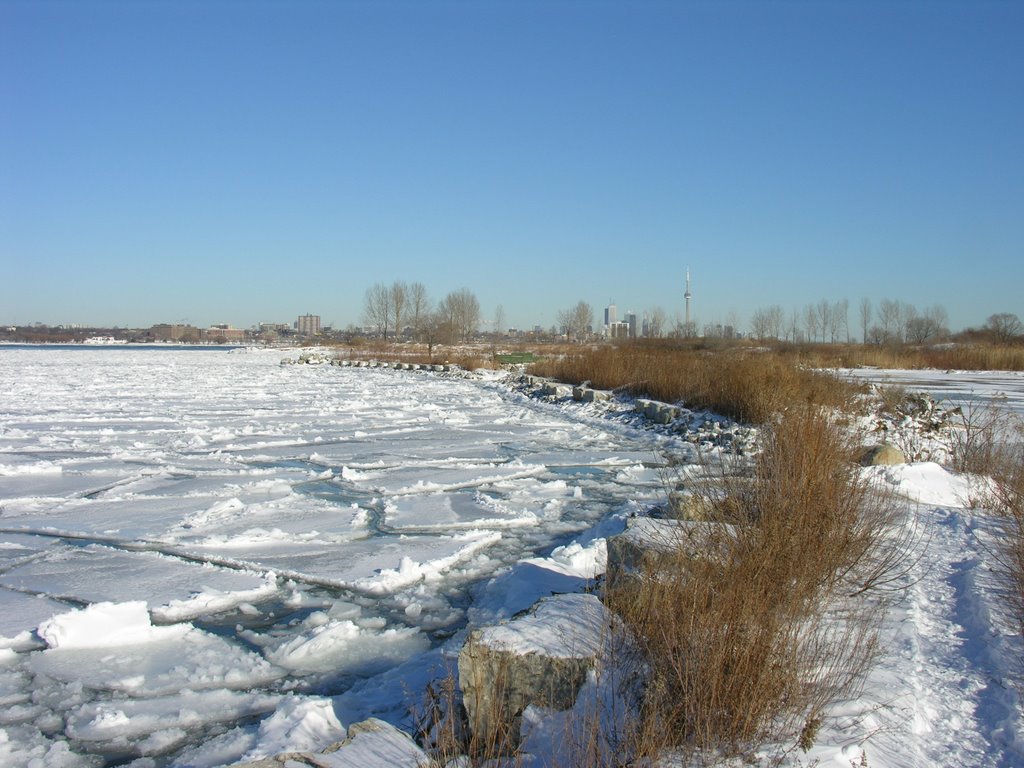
751, 305, 785, 342
557, 300, 594, 341
905, 305, 949, 345
985, 312, 1023, 344
408, 282, 430, 340
859, 298, 872, 345
363, 283, 392, 340
421, 308, 444, 359
816, 300, 832, 343
750, 308, 771, 341
832, 299, 849, 343
878, 299, 901, 344
493, 304, 506, 338
899, 303, 919, 345
766, 305, 784, 340
788, 307, 801, 342
390, 281, 408, 340
648, 306, 668, 338
804, 304, 820, 344
438, 288, 480, 343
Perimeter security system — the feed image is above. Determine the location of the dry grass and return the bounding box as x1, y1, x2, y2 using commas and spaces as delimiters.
528, 343, 861, 424
785, 342, 1024, 372
413, 662, 525, 766
604, 406, 909, 761
990, 446, 1024, 640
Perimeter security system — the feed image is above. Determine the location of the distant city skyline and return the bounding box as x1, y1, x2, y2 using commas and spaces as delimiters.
2, 2, 1021, 334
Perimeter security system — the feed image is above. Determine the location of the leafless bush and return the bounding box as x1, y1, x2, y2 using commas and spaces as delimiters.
605, 406, 911, 762
981, 424, 1024, 641
412, 661, 525, 767
947, 395, 1022, 479
993, 455, 1024, 638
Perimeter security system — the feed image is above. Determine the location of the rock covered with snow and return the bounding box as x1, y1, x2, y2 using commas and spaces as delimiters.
860, 443, 906, 466
605, 515, 735, 588
458, 592, 614, 753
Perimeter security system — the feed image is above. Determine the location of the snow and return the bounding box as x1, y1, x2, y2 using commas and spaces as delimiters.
477, 593, 611, 658
1, 347, 1023, 766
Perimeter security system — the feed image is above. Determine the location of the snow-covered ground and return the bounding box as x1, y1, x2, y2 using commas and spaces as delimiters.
0, 348, 1022, 766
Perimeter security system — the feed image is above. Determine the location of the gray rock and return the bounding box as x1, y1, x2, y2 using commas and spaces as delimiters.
605, 516, 736, 590
458, 593, 612, 754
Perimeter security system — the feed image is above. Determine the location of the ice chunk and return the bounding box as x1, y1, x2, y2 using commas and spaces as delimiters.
38, 601, 189, 650
66, 689, 279, 742
244, 695, 347, 760
265, 618, 429, 675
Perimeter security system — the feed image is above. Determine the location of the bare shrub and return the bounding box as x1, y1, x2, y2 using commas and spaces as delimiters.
948, 395, 1020, 475
981, 420, 1024, 641
605, 406, 909, 761
411, 661, 525, 767
994, 453, 1024, 641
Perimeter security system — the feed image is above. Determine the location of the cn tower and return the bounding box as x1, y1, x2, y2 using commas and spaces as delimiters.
684, 268, 692, 327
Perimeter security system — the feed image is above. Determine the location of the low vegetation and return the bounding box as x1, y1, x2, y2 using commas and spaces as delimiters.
527, 343, 862, 424
604, 406, 908, 763
783, 341, 1024, 372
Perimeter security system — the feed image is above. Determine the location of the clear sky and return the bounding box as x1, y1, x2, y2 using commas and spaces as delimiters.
2, 0, 1022, 334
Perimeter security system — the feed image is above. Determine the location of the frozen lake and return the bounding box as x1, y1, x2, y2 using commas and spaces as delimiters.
0, 347, 683, 766
840, 367, 1024, 416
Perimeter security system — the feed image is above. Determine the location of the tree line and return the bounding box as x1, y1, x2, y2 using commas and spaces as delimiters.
361, 282, 1022, 348
362, 281, 481, 350
749, 299, 1021, 345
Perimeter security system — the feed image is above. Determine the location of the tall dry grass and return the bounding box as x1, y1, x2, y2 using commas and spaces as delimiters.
991, 447, 1024, 641
604, 406, 909, 761
529, 344, 860, 424
784, 342, 1024, 372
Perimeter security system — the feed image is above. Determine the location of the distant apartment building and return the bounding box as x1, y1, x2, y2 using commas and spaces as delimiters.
205, 324, 246, 343
295, 314, 321, 336
609, 321, 630, 339
625, 311, 637, 339
150, 324, 200, 342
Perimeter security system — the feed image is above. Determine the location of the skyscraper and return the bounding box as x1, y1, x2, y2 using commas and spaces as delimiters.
604, 302, 617, 327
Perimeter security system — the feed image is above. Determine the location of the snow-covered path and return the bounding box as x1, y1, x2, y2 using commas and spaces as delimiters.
825, 464, 1024, 768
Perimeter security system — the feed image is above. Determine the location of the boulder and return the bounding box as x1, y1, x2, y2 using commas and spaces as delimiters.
573, 387, 610, 403
458, 593, 612, 754
860, 444, 906, 466
605, 516, 735, 590
541, 383, 570, 398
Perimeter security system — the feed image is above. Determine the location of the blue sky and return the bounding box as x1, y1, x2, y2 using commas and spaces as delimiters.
2, 0, 1022, 334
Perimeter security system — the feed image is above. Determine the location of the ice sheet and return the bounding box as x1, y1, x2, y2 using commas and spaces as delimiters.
0, 347, 690, 763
